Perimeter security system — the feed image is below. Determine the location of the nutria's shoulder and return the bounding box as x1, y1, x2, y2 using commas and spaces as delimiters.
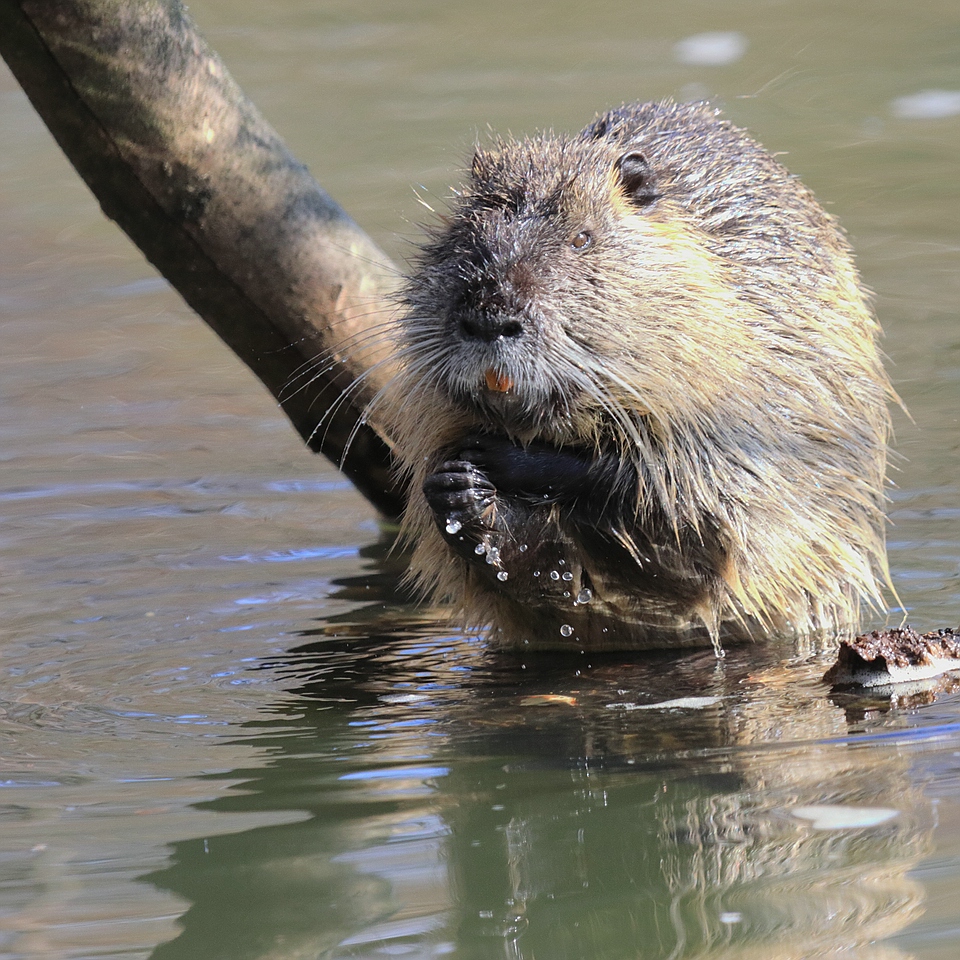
381, 100, 893, 652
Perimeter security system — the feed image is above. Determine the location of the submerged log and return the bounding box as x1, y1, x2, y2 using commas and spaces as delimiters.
0, 0, 405, 516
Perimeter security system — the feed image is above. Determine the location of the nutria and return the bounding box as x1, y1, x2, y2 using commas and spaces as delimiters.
380, 100, 893, 652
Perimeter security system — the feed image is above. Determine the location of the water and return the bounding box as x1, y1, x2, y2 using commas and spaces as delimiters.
1, 0, 959, 956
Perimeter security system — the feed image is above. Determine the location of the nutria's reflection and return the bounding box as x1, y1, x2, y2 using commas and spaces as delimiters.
144, 562, 930, 960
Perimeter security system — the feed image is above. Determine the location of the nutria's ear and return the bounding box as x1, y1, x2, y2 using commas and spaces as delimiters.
616, 151, 659, 207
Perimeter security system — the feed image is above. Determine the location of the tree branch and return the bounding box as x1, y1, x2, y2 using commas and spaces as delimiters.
0, 0, 405, 516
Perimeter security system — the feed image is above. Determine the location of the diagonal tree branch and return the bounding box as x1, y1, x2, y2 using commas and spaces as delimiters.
0, 0, 405, 517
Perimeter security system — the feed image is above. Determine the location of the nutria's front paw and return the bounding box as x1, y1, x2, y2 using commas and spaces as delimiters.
458, 434, 594, 500
423, 460, 499, 554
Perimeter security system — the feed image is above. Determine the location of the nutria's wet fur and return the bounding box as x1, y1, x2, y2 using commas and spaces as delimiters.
383, 100, 893, 652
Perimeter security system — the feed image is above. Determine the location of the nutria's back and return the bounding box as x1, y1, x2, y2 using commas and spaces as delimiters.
381, 101, 893, 651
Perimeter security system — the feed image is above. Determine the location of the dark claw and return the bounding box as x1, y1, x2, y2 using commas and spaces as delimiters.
423, 460, 496, 531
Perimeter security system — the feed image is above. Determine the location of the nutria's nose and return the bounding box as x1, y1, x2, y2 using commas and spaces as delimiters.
457, 261, 532, 341
458, 309, 524, 342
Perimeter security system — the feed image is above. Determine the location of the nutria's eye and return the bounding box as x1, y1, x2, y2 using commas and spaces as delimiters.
616, 151, 659, 207
570, 230, 593, 251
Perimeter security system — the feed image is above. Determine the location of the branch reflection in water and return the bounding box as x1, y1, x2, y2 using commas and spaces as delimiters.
145, 543, 932, 960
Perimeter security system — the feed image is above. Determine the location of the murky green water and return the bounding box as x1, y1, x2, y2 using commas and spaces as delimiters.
2, 0, 959, 956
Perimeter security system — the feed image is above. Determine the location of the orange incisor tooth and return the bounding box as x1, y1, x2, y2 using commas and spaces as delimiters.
484, 368, 514, 393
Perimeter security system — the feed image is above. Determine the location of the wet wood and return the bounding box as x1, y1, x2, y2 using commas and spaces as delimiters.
0, 0, 405, 516
825, 626, 960, 688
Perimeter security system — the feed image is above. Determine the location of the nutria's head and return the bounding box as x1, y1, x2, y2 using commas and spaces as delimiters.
399, 100, 879, 463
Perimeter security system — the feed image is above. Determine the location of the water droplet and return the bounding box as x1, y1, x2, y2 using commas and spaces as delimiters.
558, 559, 566, 565
533, 570, 541, 577
561, 571, 573, 581
445, 518, 463, 534
562, 591, 570, 598
497, 570, 509, 581
560, 624, 574, 637
576, 588, 593, 604
549, 571, 560, 581
474, 543, 486, 555
485, 547, 500, 565
518, 544, 528, 553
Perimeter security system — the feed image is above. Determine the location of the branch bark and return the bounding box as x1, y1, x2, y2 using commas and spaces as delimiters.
0, 0, 405, 517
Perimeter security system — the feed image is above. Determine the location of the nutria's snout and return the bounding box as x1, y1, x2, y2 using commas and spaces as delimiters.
450, 251, 545, 348
436, 264, 571, 427
387, 99, 894, 652
455, 306, 525, 343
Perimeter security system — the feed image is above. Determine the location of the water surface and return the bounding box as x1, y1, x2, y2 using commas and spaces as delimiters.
1, 0, 959, 957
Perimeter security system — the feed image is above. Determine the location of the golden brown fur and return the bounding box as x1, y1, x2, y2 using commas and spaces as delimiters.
375, 101, 893, 651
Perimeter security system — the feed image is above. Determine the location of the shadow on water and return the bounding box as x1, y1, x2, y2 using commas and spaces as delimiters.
143, 543, 941, 960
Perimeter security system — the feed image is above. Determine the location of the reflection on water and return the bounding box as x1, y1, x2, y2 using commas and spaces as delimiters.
142, 579, 937, 959
1, 0, 960, 956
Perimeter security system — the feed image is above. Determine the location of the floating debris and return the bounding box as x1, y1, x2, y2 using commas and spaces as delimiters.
790, 804, 899, 831
824, 626, 960, 688
607, 696, 722, 711
519, 694, 577, 708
